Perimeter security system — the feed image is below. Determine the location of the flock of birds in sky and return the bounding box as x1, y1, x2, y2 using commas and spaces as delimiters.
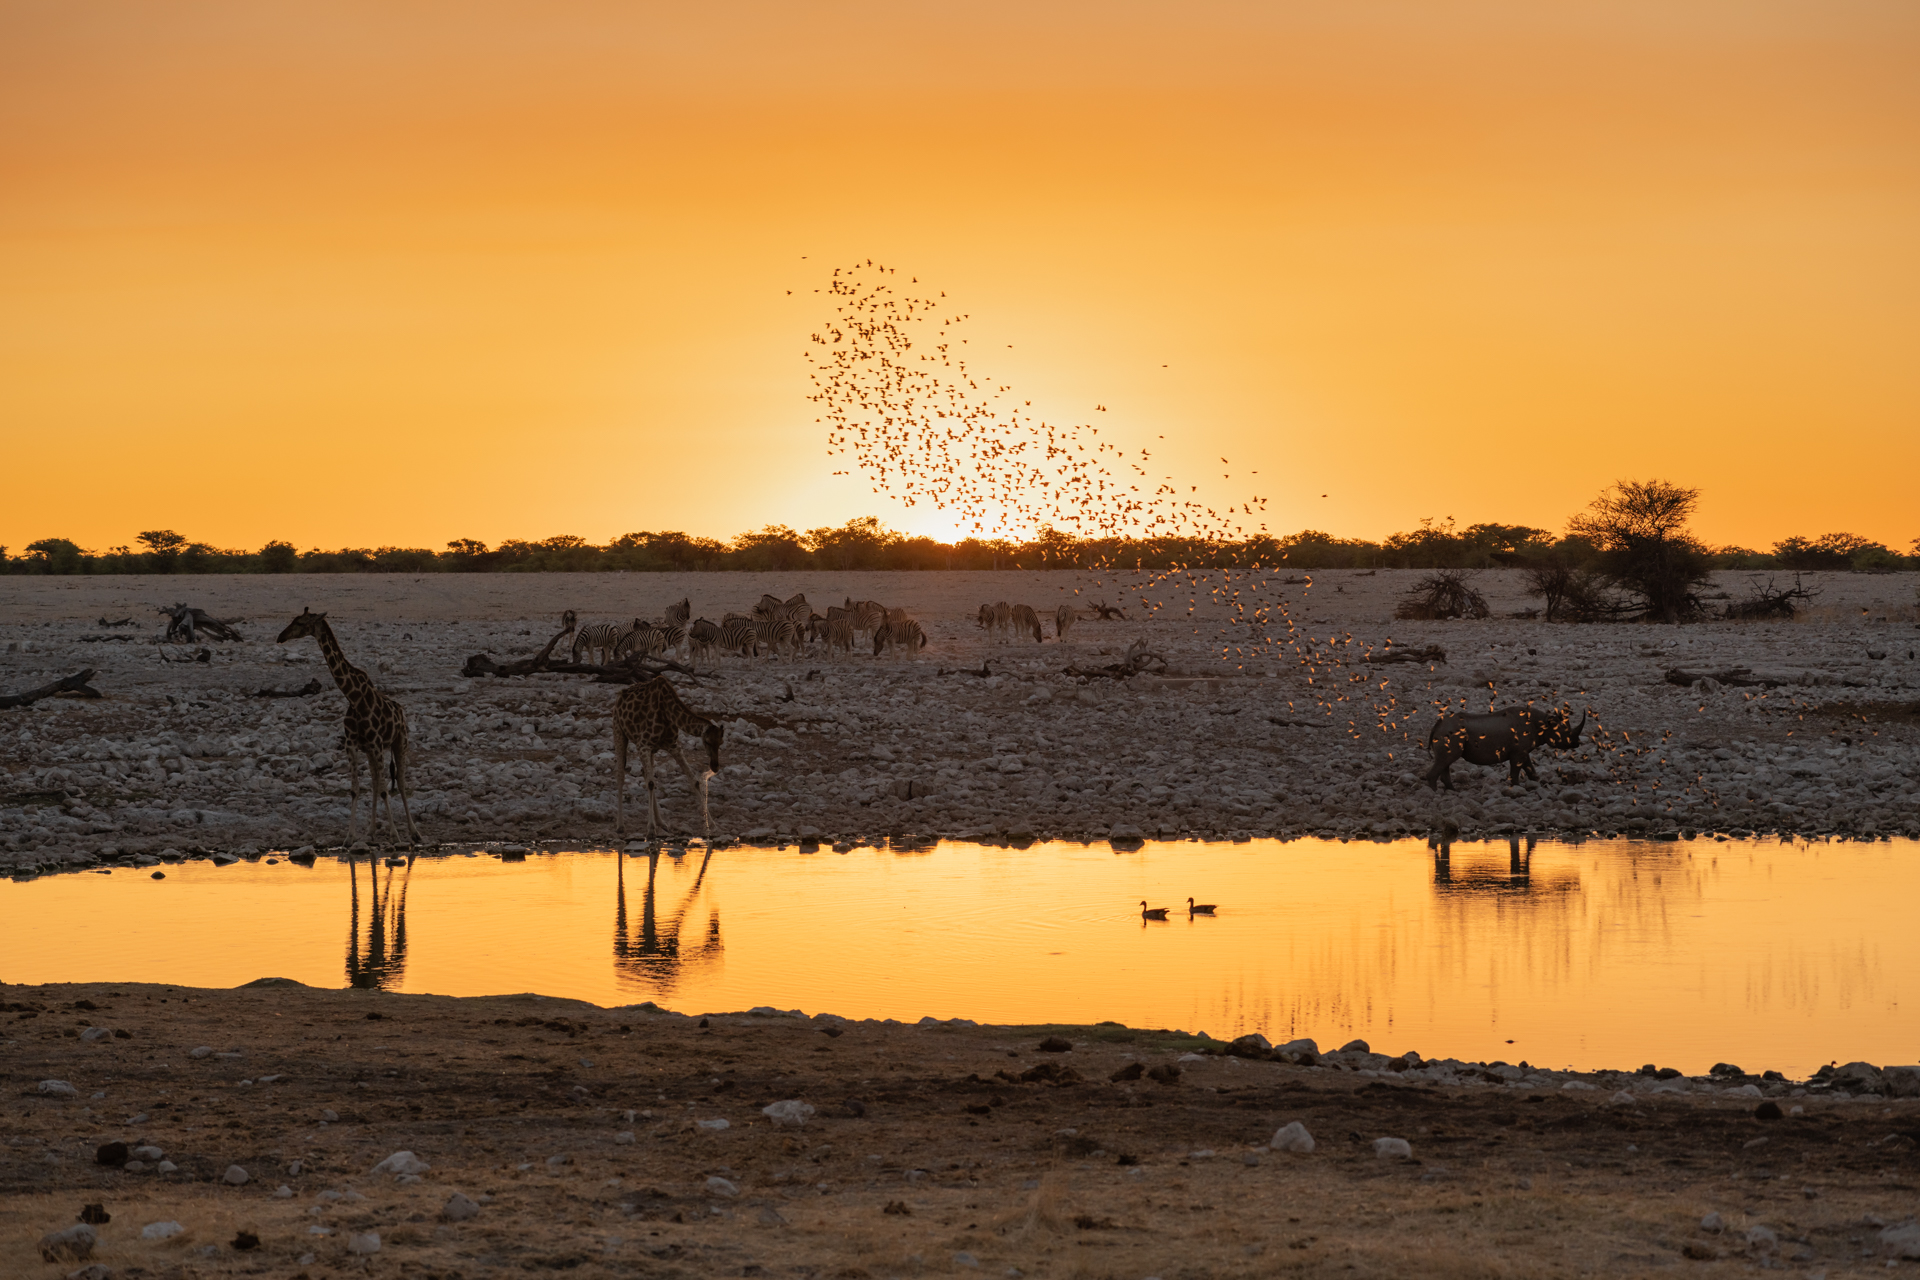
796, 260, 1667, 807
799, 260, 1426, 737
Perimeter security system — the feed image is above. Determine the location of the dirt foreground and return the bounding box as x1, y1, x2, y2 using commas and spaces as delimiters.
5, 980, 1918, 1279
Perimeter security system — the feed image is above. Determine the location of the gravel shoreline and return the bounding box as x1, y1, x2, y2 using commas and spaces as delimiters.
6, 980, 1919, 1277
4, 570, 1917, 877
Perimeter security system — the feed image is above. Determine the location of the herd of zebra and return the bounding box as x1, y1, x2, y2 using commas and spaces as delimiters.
568, 593, 928, 668
567, 594, 1083, 668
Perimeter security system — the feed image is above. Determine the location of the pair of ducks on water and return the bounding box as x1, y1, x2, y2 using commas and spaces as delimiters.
1141, 898, 1215, 920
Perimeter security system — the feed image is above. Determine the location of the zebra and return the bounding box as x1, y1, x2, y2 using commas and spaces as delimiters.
572, 621, 623, 665
664, 598, 691, 627
1009, 604, 1044, 642
873, 618, 928, 656
753, 615, 801, 659
615, 620, 669, 661
845, 598, 887, 640
990, 601, 1013, 640
825, 615, 854, 657
1055, 603, 1077, 641
687, 617, 721, 668
977, 603, 999, 635
715, 618, 759, 658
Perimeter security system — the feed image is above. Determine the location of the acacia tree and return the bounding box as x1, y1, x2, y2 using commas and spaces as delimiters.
137, 529, 188, 572
1566, 479, 1713, 622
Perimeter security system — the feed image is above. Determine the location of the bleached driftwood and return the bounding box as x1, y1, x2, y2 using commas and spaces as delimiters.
0, 669, 102, 709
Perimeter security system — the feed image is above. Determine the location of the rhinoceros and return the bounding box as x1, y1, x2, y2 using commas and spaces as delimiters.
1424, 707, 1587, 790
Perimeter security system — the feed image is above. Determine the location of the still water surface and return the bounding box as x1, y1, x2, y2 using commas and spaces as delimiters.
3, 836, 1911, 1077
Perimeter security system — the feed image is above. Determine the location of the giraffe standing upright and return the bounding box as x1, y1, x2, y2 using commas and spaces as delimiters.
612, 677, 725, 838
277, 608, 422, 849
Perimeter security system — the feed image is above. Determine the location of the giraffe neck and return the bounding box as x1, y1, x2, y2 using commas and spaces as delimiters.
311, 617, 376, 703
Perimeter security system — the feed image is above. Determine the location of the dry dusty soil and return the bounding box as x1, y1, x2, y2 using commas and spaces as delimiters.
3, 570, 1918, 876
5, 980, 1920, 1279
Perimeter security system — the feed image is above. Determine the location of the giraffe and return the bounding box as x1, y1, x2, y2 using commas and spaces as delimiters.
277, 608, 421, 849
612, 676, 725, 839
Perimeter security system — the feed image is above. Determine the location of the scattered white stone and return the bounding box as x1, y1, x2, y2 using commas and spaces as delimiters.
1883, 1224, 1920, 1259
37, 1080, 78, 1097
762, 1100, 816, 1128
1372, 1137, 1412, 1159
1700, 1212, 1724, 1233
442, 1192, 481, 1222
697, 1118, 730, 1132
1730, 1083, 1762, 1097
156, 1160, 177, 1173
613, 1131, 636, 1144
954, 1251, 981, 1268
1745, 1225, 1778, 1249
371, 1150, 430, 1176
320, 1109, 339, 1122
273, 1185, 294, 1198
706, 1176, 739, 1197
141, 1221, 185, 1240
133, 1145, 163, 1160
1608, 1090, 1638, 1106
347, 1231, 381, 1255
1561, 1080, 1597, 1091
1270, 1122, 1315, 1153
80, 1027, 112, 1043
223, 1165, 249, 1185
288, 1159, 304, 1175
189, 1046, 213, 1059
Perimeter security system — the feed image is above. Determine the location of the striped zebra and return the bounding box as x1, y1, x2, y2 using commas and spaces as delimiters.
753, 615, 801, 659
976, 602, 1001, 635
715, 618, 759, 658
572, 621, 623, 665
1055, 604, 1077, 641
1009, 604, 1044, 642
664, 598, 690, 626
873, 618, 927, 656
845, 598, 886, 640
614, 620, 670, 661
687, 617, 720, 668
824, 615, 854, 657
990, 601, 1012, 640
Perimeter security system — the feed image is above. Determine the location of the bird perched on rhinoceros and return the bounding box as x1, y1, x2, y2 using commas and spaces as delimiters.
1424, 707, 1588, 791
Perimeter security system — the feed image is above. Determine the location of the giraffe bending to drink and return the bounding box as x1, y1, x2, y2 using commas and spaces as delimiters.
613, 677, 726, 838
277, 608, 421, 849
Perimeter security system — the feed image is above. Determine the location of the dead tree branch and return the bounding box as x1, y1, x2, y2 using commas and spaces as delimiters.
1064, 637, 1167, 680
1361, 644, 1448, 666
1664, 667, 1786, 690
160, 604, 243, 643
0, 669, 102, 709
254, 678, 324, 699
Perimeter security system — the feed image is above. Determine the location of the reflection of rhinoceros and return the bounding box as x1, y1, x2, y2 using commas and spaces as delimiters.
1424, 707, 1588, 790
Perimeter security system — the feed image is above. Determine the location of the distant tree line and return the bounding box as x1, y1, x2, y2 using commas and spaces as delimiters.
3, 505, 1915, 577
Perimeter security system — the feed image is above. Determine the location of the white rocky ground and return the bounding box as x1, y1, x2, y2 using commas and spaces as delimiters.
2, 569, 1916, 874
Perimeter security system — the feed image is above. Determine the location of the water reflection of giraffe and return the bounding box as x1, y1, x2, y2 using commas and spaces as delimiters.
345, 854, 411, 990
613, 848, 724, 997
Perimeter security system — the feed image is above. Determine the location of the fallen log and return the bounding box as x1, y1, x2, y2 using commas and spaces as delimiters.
0, 669, 102, 709
1266, 717, 1330, 728
463, 626, 697, 681
1361, 644, 1448, 666
1064, 637, 1167, 681
1088, 600, 1130, 621
254, 678, 324, 699
1664, 666, 1785, 689
160, 604, 243, 643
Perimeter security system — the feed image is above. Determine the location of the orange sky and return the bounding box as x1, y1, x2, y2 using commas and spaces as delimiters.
3, 1, 1916, 554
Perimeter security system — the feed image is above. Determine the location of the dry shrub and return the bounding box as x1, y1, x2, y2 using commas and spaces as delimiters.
1723, 575, 1818, 621
1394, 570, 1490, 621
1523, 563, 1618, 622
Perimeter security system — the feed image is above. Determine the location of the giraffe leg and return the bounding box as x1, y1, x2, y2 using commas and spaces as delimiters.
669, 745, 710, 839
368, 745, 390, 850
614, 732, 628, 835
393, 740, 420, 849
643, 749, 662, 837
347, 745, 363, 846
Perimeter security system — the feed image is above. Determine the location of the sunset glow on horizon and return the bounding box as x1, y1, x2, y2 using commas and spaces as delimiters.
4, 1, 1916, 555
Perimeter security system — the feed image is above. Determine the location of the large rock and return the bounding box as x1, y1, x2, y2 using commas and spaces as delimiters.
38, 1224, 96, 1263
1270, 1122, 1315, 1153
1882, 1065, 1920, 1098
1830, 1061, 1885, 1094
